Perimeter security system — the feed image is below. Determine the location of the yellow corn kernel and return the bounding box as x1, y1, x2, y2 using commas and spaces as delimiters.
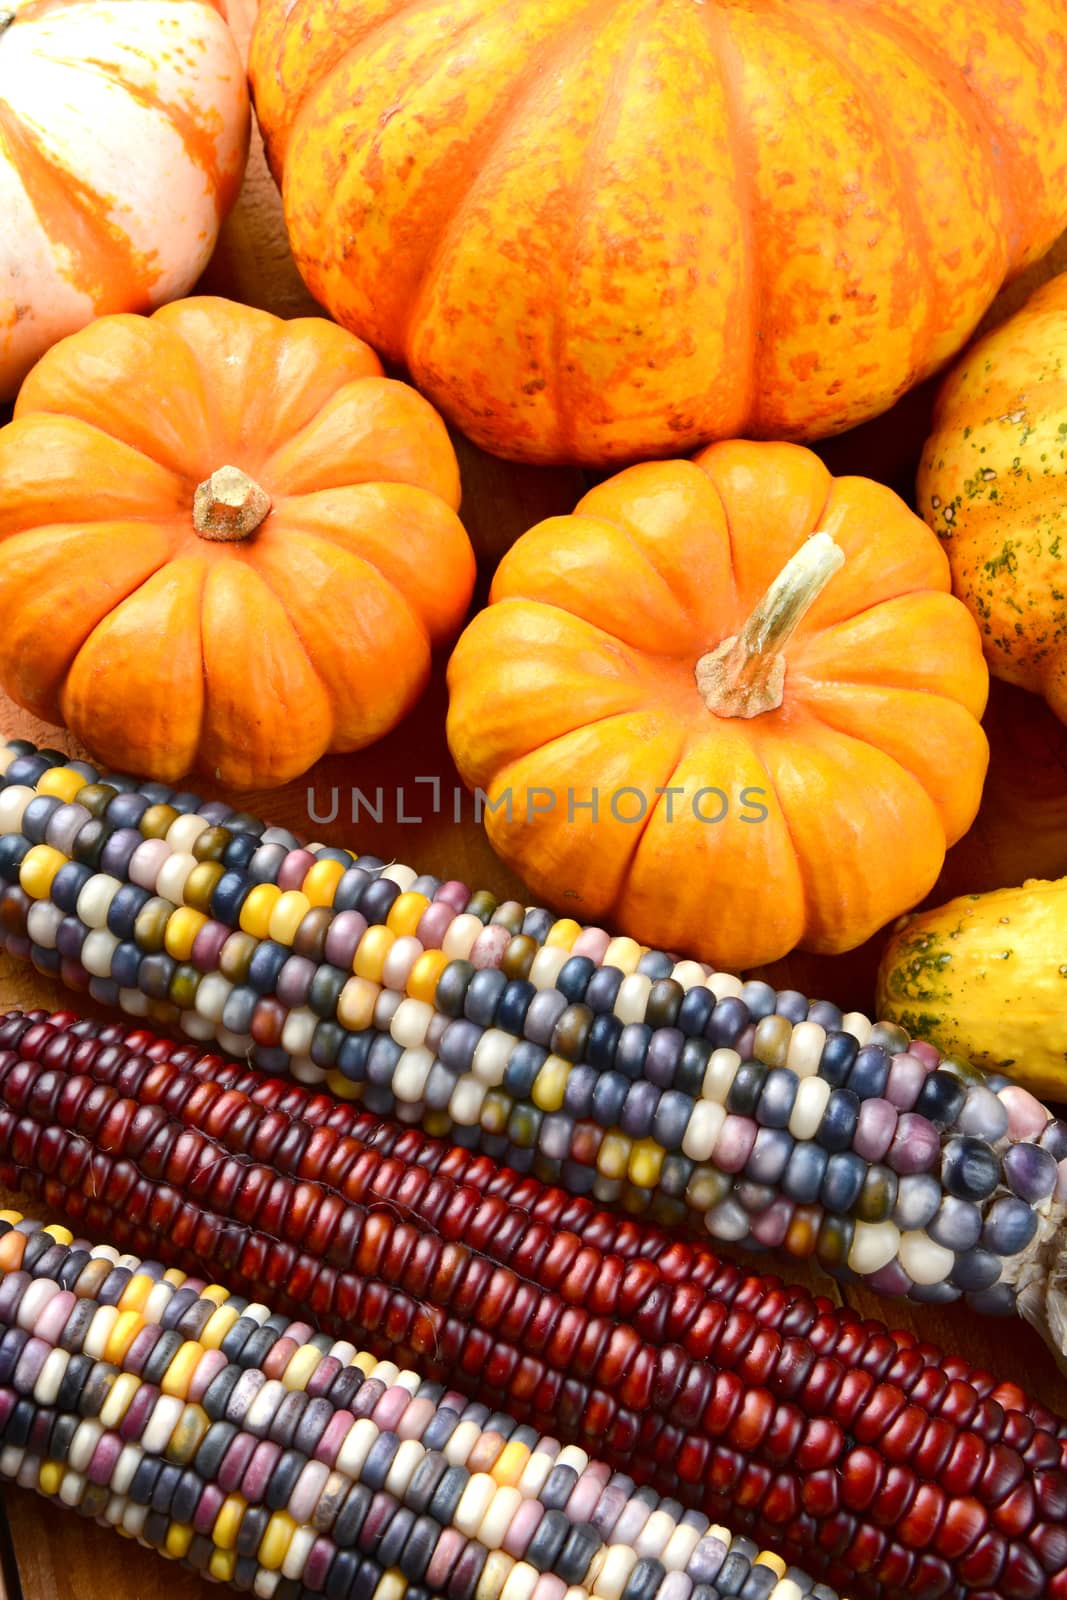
268, 890, 311, 946
544, 918, 581, 950
200, 1304, 240, 1351
238, 883, 282, 940
259, 1511, 297, 1570
475, 1551, 515, 1600
163, 906, 208, 962
165, 1523, 194, 1560
353, 925, 396, 982
36, 766, 86, 804
39, 1461, 64, 1496
373, 1573, 408, 1600
209, 1549, 237, 1583
117, 1273, 154, 1314
100, 1372, 140, 1430
19, 844, 66, 899
41, 1222, 73, 1246
387, 891, 430, 938
199, 1284, 229, 1307
755, 1553, 787, 1579
303, 858, 346, 907
597, 1133, 631, 1180
627, 1139, 664, 1189
406, 948, 450, 1004
282, 1345, 322, 1393
491, 1441, 530, 1487
337, 976, 379, 1031
212, 1493, 246, 1551
104, 1311, 143, 1366
161, 1339, 203, 1398
531, 1055, 570, 1113
602, 936, 643, 974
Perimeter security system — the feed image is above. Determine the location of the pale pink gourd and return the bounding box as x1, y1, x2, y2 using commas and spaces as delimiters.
0, 0, 250, 399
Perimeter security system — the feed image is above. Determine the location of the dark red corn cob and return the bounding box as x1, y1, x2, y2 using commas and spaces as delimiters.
0, 1154, 851, 1599
2, 1009, 1061, 1444
2, 1141, 1065, 1600
0, 1014, 1065, 1600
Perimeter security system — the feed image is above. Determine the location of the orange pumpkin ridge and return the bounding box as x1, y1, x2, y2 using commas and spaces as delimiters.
0, 296, 475, 789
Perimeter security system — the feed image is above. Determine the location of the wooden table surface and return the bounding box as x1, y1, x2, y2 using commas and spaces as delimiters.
3, 81, 1067, 1599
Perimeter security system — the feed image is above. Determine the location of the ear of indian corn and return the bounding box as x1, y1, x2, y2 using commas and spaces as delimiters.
2, 736, 1067, 1350
10, 1014, 1062, 1436
0, 741, 1064, 1352
0, 1012, 1065, 1600
0, 1207, 837, 1600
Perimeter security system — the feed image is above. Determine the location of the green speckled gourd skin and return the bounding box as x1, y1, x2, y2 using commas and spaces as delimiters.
876, 876, 1067, 1103
919, 273, 1067, 725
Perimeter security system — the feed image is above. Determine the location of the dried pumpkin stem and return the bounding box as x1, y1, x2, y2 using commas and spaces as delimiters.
695, 530, 844, 718
192, 465, 272, 542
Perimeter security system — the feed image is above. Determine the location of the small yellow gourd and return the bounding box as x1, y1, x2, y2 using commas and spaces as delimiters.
876, 877, 1067, 1102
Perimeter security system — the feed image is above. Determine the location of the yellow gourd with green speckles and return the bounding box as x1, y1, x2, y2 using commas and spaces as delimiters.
919, 273, 1067, 724
876, 877, 1067, 1102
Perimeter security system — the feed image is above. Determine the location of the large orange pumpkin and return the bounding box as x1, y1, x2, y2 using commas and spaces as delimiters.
249, 0, 1067, 467
0, 0, 250, 401
446, 441, 991, 969
0, 296, 475, 788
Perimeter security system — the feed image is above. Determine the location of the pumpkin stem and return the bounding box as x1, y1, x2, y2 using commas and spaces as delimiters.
695, 531, 844, 718
0, 11, 14, 33
193, 466, 272, 542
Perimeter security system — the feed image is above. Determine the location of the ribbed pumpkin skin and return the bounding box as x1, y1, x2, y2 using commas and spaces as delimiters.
0, 0, 250, 401
249, 0, 1067, 467
0, 297, 474, 788
446, 441, 991, 969
918, 273, 1067, 725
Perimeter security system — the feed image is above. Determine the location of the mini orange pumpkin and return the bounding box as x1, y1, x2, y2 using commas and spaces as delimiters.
447, 441, 990, 969
0, 296, 475, 788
